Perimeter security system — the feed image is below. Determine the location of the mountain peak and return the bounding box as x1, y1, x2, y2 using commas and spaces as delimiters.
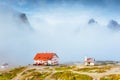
107, 20, 120, 30
20, 13, 28, 23
0, 4, 32, 31
88, 18, 97, 24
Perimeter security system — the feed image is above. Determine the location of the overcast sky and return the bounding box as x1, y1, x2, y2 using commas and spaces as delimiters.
0, 0, 120, 65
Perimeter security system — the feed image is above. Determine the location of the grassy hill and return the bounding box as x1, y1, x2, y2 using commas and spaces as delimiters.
0, 64, 120, 80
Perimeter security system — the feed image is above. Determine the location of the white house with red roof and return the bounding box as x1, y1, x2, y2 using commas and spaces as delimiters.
0, 63, 8, 68
33, 52, 59, 66
84, 56, 95, 66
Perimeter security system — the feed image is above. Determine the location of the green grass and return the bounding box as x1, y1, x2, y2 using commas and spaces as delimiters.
55, 65, 76, 71
0, 67, 26, 80
100, 74, 120, 80
21, 69, 36, 75
50, 71, 93, 80
43, 67, 53, 71
21, 71, 51, 80
74, 66, 111, 73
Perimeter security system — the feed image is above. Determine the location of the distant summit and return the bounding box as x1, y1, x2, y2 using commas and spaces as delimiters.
0, 4, 32, 31
18, 13, 32, 30
88, 18, 97, 24
107, 20, 120, 30
19, 13, 29, 24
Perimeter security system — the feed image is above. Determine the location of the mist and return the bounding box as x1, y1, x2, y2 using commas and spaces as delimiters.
28, 6, 120, 63
0, 0, 120, 65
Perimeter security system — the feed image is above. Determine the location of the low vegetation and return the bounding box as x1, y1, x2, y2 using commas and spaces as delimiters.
21, 71, 51, 80
0, 67, 26, 80
0, 64, 119, 80
74, 66, 112, 73
43, 67, 53, 71
100, 74, 120, 80
55, 65, 76, 71
50, 71, 93, 80
21, 69, 36, 75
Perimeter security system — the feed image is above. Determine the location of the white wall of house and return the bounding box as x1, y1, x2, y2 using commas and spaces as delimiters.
85, 62, 88, 66
90, 62, 94, 66
51, 56, 59, 65
34, 60, 44, 64
48, 60, 52, 65
0, 65, 8, 68
1, 66, 5, 68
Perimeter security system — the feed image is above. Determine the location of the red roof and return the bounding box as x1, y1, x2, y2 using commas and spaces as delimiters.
87, 58, 95, 62
34, 53, 58, 61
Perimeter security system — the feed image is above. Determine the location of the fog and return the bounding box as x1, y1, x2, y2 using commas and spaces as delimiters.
0, 1, 120, 65
28, 6, 120, 63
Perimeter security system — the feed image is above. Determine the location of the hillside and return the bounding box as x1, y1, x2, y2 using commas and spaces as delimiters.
0, 64, 120, 80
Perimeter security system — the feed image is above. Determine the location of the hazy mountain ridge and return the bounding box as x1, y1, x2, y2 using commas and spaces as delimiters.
0, 4, 120, 32
87, 18, 120, 31
0, 4, 32, 31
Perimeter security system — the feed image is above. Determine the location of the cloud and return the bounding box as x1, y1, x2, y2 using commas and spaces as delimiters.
28, 6, 120, 63
0, 4, 33, 65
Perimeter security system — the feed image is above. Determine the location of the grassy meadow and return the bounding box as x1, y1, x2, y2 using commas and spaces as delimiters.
0, 64, 120, 80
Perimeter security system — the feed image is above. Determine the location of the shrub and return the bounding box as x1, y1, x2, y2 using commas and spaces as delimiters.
55, 65, 76, 71
21, 71, 51, 80
0, 67, 26, 80
51, 71, 93, 80
100, 74, 120, 80
75, 66, 111, 73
